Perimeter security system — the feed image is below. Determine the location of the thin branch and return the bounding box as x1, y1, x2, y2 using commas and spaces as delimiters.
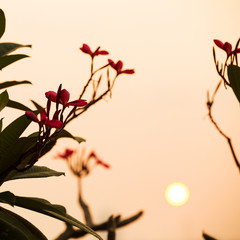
207, 81, 240, 172
78, 178, 94, 227
54, 211, 143, 240
107, 216, 119, 240
202, 231, 218, 240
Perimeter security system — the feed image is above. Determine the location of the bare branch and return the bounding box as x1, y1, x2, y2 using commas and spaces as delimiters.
54, 211, 143, 240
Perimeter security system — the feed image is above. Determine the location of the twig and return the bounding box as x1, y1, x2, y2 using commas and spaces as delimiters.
54, 211, 143, 240
107, 215, 119, 240
207, 80, 240, 172
78, 178, 94, 227
202, 231, 218, 240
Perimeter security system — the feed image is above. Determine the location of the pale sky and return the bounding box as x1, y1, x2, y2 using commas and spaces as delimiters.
1, 1, 240, 240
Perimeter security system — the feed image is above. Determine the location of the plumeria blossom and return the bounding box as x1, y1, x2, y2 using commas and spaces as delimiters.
57, 148, 75, 159
45, 87, 87, 109
25, 109, 63, 129
80, 43, 109, 59
26, 85, 87, 135
214, 39, 240, 56
108, 59, 135, 75
88, 151, 110, 169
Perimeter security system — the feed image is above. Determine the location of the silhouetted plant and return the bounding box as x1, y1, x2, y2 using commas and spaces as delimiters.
0, 9, 139, 240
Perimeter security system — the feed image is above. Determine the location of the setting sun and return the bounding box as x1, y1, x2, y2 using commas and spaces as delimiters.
165, 183, 189, 207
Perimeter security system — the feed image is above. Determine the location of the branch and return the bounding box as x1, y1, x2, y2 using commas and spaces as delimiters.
206, 80, 240, 172
54, 211, 143, 240
202, 231, 218, 240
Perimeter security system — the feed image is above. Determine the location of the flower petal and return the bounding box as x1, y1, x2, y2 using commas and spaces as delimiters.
45, 119, 63, 129
67, 99, 87, 107
96, 159, 110, 169
97, 50, 109, 55
40, 109, 47, 122
214, 39, 224, 49
60, 89, 70, 106
45, 91, 57, 102
115, 60, 123, 73
80, 44, 92, 55
121, 69, 135, 74
58, 149, 75, 159
223, 42, 232, 55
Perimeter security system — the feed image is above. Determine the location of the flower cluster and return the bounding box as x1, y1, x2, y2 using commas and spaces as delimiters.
57, 148, 110, 177
26, 84, 87, 137
214, 39, 240, 57
80, 44, 109, 59
79, 43, 134, 76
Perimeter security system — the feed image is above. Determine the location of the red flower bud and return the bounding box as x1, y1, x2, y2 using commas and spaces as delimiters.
25, 111, 39, 123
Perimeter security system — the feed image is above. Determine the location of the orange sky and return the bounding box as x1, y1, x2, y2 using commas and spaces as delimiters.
1, 1, 240, 239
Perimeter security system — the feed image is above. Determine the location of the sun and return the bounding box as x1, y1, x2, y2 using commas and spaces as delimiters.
165, 182, 189, 206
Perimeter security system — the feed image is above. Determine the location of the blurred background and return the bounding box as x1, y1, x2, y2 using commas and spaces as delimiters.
1, 0, 240, 239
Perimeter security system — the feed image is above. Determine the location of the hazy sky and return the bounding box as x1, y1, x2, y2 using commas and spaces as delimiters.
1, 1, 240, 240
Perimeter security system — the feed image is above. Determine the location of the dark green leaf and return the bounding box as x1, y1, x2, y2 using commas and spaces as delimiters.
57, 129, 85, 143
0, 42, 31, 57
0, 114, 31, 157
202, 232, 217, 240
0, 9, 5, 39
7, 99, 32, 111
0, 80, 31, 90
1, 193, 102, 240
227, 64, 240, 102
0, 206, 48, 240
0, 118, 3, 132
31, 100, 44, 110
0, 90, 9, 111
0, 54, 30, 70
7, 165, 65, 181
0, 191, 15, 206
38, 129, 85, 160
0, 137, 38, 183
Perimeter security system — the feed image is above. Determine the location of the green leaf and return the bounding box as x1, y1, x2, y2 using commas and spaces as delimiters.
37, 129, 85, 160
0, 118, 3, 132
31, 100, 44, 110
57, 129, 86, 143
0, 9, 5, 39
0, 206, 48, 240
0, 54, 30, 70
1, 193, 103, 240
0, 42, 31, 57
0, 136, 38, 183
0, 114, 31, 157
7, 165, 65, 181
0, 191, 15, 206
0, 80, 31, 90
0, 90, 9, 112
227, 64, 240, 102
7, 99, 32, 111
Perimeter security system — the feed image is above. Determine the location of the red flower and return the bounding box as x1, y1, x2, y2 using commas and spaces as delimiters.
25, 111, 39, 123
45, 88, 87, 108
214, 39, 240, 56
80, 44, 109, 58
45, 119, 63, 129
96, 159, 110, 169
88, 151, 110, 169
25, 109, 63, 129
108, 59, 135, 75
57, 149, 75, 159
